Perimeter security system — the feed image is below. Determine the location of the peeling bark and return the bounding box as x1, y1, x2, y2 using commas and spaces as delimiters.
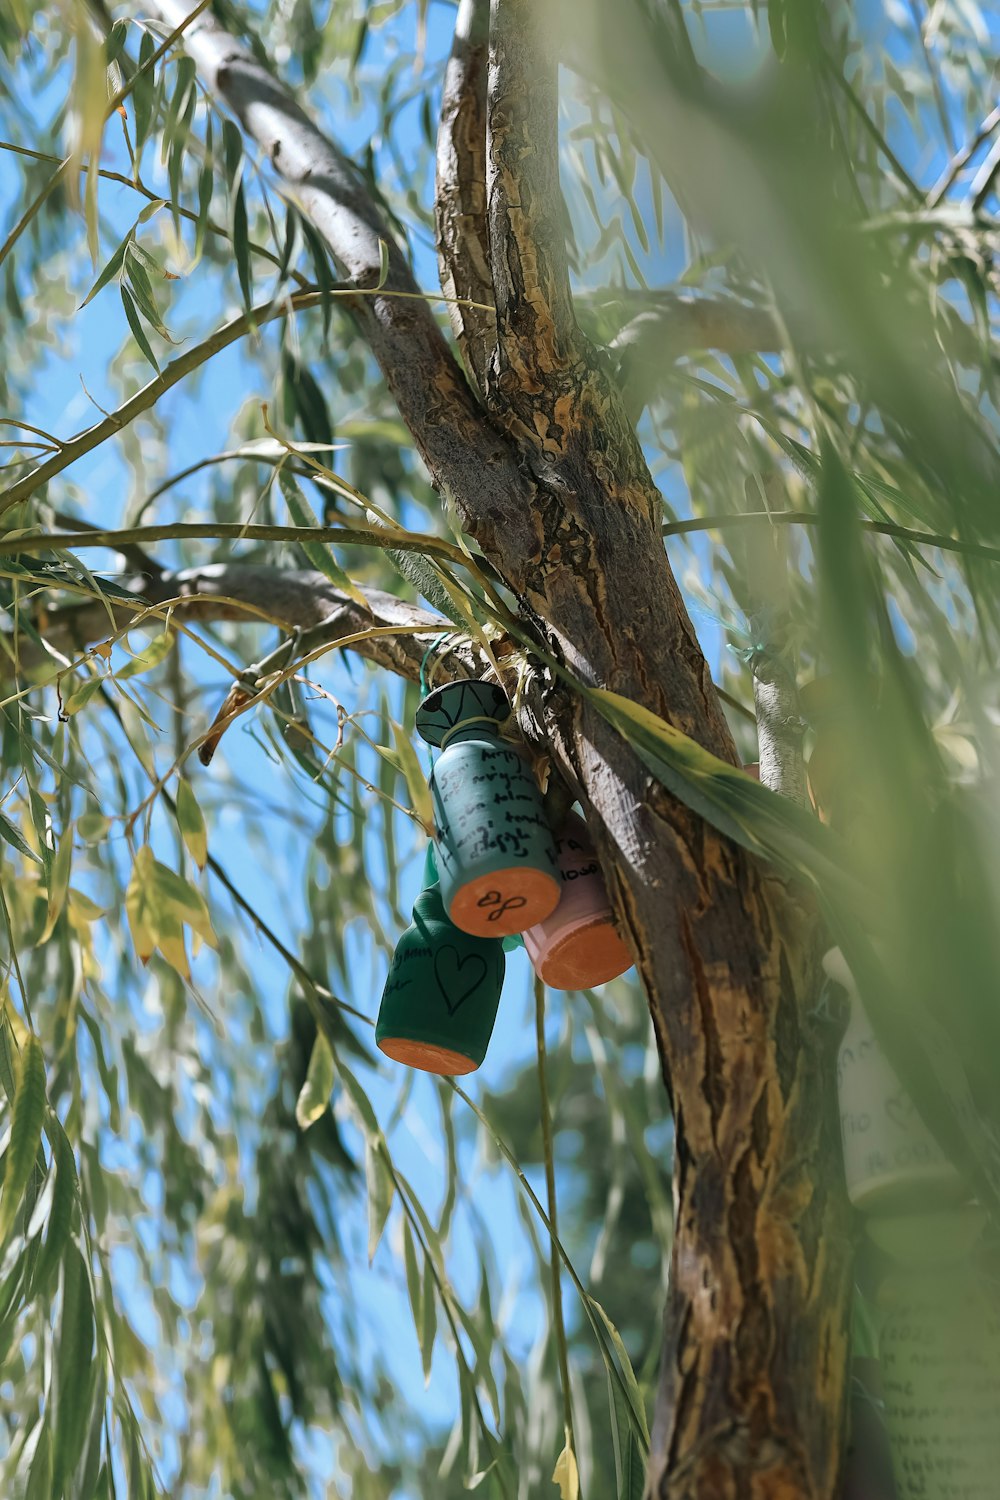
435, 0, 496, 392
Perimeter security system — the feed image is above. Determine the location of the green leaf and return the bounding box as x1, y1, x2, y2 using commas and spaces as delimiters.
0, 808, 41, 863
79, 233, 132, 310
388, 720, 433, 828
366, 1137, 394, 1262
131, 31, 157, 149
588, 686, 865, 917
402, 1218, 423, 1351
52, 1243, 96, 1495
587, 1294, 649, 1445
39, 821, 73, 943
295, 1033, 334, 1129
32, 1117, 78, 1299
278, 471, 364, 603
63, 675, 105, 716
116, 630, 173, 680
232, 181, 253, 313
119, 284, 159, 373
175, 779, 207, 870
0, 1034, 47, 1245
419, 1254, 436, 1383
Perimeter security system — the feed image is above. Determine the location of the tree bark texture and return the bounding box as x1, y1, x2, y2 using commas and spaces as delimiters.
132, 4, 853, 1494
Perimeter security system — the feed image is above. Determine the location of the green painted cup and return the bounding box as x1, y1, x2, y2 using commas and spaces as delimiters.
375, 881, 505, 1075
415, 680, 560, 937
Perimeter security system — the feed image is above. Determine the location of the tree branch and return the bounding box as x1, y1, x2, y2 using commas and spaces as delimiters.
7, 565, 482, 685
140, 0, 537, 565
486, 0, 579, 413
435, 0, 496, 394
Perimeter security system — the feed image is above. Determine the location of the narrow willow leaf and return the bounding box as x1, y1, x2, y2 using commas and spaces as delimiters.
588, 686, 865, 916
24, 1422, 52, 1500
419, 1255, 437, 1384
131, 31, 156, 149
552, 1441, 579, 1500
278, 470, 364, 602
376, 237, 390, 289
0, 809, 41, 863
116, 630, 173, 680
175, 779, 207, 870
587, 1294, 650, 1444
39, 823, 73, 943
119, 284, 159, 372
366, 1138, 394, 1262
391, 720, 433, 828
79, 233, 131, 309
295, 1033, 334, 1129
63, 676, 105, 716
384, 544, 468, 626
32, 1116, 77, 1298
232, 181, 253, 313
0, 1034, 47, 1245
403, 1219, 423, 1351
52, 1243, 97, 1494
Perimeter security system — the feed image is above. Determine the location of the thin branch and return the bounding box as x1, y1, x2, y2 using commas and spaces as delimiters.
486, 0, 578, 395
435, 0, 496, 392
971, 135, 1000, 212
0, 521, 474, 568
4, 564, 483, 686
534, 976, 576, 1465
660, 507, 1000, 566
928, 104, 1000, 206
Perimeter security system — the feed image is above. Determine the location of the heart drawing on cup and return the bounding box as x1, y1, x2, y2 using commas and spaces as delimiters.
434, 946, 489, 1015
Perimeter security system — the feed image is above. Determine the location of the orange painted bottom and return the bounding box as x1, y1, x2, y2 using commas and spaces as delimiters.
537, 916, 633, 991
377, 1036, 479, 1076
449, 867, 561, 938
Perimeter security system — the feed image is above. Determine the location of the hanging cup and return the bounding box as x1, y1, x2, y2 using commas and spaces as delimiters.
522, 811, 632, 990
375, 880, 504, 1075
825, 948, 963, 1213
416, 680, 560, 938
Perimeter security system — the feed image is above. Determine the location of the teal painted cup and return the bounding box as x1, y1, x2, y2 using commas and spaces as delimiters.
375, 881, 505, 1075
415, 680, 560, 938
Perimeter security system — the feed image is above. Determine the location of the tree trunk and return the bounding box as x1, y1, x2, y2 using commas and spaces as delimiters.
134, 2, 854, 1492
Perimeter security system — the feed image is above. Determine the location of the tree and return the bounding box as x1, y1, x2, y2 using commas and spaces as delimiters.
1, 1, 1000, 1496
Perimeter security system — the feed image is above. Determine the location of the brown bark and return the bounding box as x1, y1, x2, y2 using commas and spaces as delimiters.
128, 4, 853, 1494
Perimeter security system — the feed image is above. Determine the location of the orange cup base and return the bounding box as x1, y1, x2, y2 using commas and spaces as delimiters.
449, 867, 560, 937
536, 917, 632, 991
377, 1036, 480, 1076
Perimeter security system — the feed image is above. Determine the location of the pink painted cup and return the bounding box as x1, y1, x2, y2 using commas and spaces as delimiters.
522, 812, 633, 990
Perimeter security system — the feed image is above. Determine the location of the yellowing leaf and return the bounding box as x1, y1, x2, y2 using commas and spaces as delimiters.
68, 889, 105, 922
62, 676, 105, 716
391, 721, 433, 830
116, 630, 174, 680
124, 845, 216, 976
295, 1033, 334, 1129
39, 825, 74, 943
552, 1441, 579, 1500
175, 779, 208, 870
125, 846, 157, 963
0, 1033, 46, 1245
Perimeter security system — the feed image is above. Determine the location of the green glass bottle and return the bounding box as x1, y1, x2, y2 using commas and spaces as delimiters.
415, 679, 560, 937
375, 877, 505, 1076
